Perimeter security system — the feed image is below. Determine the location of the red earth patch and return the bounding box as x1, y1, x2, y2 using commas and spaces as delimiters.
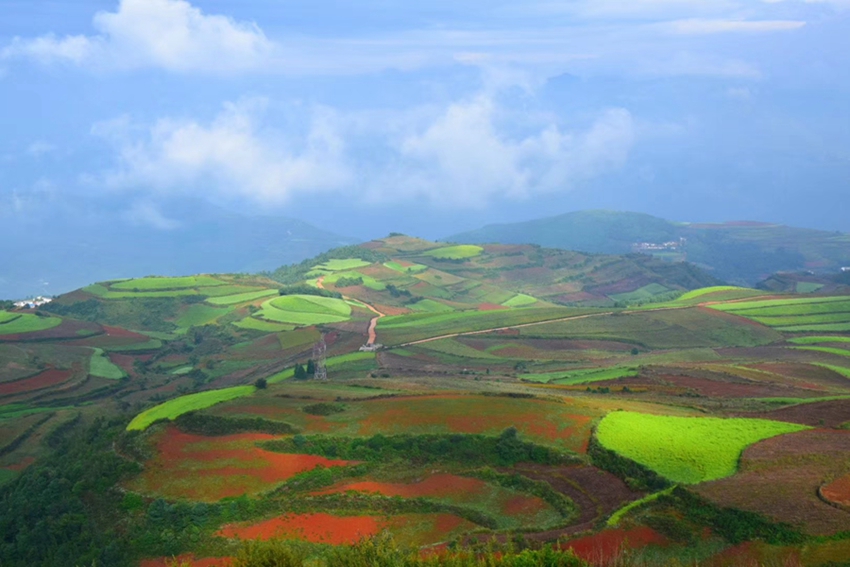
478, 303, 508, 311
821, 474, 850, 507
0, 369, 71, 396
218, 513, 382, 544
561, 527, 667, 564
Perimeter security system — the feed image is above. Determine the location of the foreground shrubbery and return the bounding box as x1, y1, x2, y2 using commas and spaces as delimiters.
174, 535, 590, 567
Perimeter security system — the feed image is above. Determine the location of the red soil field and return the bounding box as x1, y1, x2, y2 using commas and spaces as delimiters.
128, 427, 350, 501
218, 512, 475, 546
0, 369, 71, 396
140, 555, 232, 567
478, 303, 508, 311
561, 527, 667, 564
373, 304, 411, 316
356, 395, 595, 453
697, 429, 850, 535
218, 512, 381, 544
748, 399, 850, 428
821, 474, 850, 507
703, 541, 800, 567
6, 456, 36, 472
312, 473, 550, 520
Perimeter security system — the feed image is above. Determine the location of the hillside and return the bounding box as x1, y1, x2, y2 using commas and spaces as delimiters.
1, 239, 849, 566
0, 200, 357, 300
447, 210, 850, 285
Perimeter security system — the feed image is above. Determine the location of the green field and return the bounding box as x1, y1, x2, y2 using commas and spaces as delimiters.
258, 294, 352, 326
596, 411, 809, 484
377, 307, 582, 345
520, 367, 638, 385
502, 294, 538, 308
678, 286, 754, 301
408, 299, 454, 313
314, 259, 372, 271
126, 386, 256, 431
777, 323, 850, 333
0, 313, 62, 336
89, 348, 126, 379
233, 318, 295, 333
608, 283, 670, 304
794, 346, 850, 358
175, 304, 233, 328
422, 244, 483, 260
110, 276, 225, 291
206, 289, 277, 305
384, 261, 428, 274
814, 363, 850, 379
789, 336, 850, 345
0, 312, 21, 324
797, 282, 824, 293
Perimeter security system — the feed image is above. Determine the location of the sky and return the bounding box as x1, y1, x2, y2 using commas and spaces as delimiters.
1, 0, 849, 241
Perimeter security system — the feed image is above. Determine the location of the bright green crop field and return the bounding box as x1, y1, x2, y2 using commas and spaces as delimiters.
778, 323, 850, 333
207, 289, 278, 305
258, 295, 352, 326
422, 244, 483, 260
110, 276, 226, 291
814, 363, 850, 378
678, 286, 753, 301
596, 411, 809, 484
233, 318, 295, 333
127, 385, 256, 431
175, 304, 233, 328
0, 313, 62, 335
794, 346, 850, 358
408, 299, 454, 313
89, 348, 126, 379
502, 294, 538, 308
384, 261, 428, 273
314, 259, 372, 271
521, 367, 638, 385
789, 336, 850, 345
0, 311, 21, 324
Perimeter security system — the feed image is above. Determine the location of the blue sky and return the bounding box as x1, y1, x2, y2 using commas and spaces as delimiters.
2, 0, 849, 240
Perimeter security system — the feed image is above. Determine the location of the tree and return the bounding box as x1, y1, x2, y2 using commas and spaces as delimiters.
294, 363, 307, 380
254, 378, 267, 389
306, 359, 315, 376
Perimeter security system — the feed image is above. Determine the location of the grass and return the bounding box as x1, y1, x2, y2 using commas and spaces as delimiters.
89, 348, 125, 379
234, 318, 296, 333
502, 294, 538, 308
0, 311, 21, 324
608, 283, 670, 304
377, 307, 583, 345
110, 275, 225, 290
713, 295, 850, 314
678, 286, 754, 301
259, 295, 352, 326
422, 245, 483, 260
520, 367, 638, 385
797, 282, 824, 293
794, 346, 850, 358
777, 323, 850, 333
813, 363, 850, 378
0, 313, 62, 335
207, 289, 278, 305
606, 486, 677, 527
409, 299, 454, 313
788, 336, 850, 345
315, 259, 372, 271
596, 411, 809, 484
175, 304, 233, 328
384, 261, 428, 274
126, 386, 256, 431
0, 403, 63, 420
751, 312, 850, 326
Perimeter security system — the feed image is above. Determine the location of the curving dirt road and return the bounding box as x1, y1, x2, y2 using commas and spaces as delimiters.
316, 276, 384, 345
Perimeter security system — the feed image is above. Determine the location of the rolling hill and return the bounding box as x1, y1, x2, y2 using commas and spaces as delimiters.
447, 210, 850, 286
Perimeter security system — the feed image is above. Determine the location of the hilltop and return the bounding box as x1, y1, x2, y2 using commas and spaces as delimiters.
1, 235, 849, 566
447, 210, 850, 285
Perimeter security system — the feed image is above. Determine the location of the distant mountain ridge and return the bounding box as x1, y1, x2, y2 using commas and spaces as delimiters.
446, 210, 850, 285
0, 201, 358, 300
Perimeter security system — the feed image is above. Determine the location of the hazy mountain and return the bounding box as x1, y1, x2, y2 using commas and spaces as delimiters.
0, 200, 357, 300
446, 210, 850, 285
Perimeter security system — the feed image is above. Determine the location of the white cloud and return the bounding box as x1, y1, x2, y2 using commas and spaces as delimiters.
27, 141, 56, 157
95, 99, 351, 204
665, 18, 806, 34
123, 201, 181, 230
2, 0, 272, 73
375, 96, 635, 206
93, 93, 636, 208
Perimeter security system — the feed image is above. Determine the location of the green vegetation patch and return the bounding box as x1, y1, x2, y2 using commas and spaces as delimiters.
422, 245, 484, 260
89, 348, 125, 380
234, 318, 295, 333
813, 363, 850, 378
607, 486, 677, 527
408, 299, 454, 313
207, 289, 278, 305
777, 322, 850, 333
0, 311, 21, 324
788, 336, 850, 345
259, 295, 352, 326
0, 313, 62, 335
110, 275, 225, 291
175, 304, 233, 328
384, 261, 428, 274
127, 386, 256, 431
596, 411, 809, 484
314, 259, 372, 271
678, 286, 754, 301
521, 367, 639, 385
796, 282, 824, 293
793, 346, 850, 358
502, 294, 538, 308
608, 283, 670, 304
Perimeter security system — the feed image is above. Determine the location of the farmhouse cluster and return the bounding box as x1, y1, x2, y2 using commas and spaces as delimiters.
12, 296, 52, 309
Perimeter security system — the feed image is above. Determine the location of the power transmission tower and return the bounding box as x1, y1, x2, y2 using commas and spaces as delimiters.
312, 334, 328, 381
